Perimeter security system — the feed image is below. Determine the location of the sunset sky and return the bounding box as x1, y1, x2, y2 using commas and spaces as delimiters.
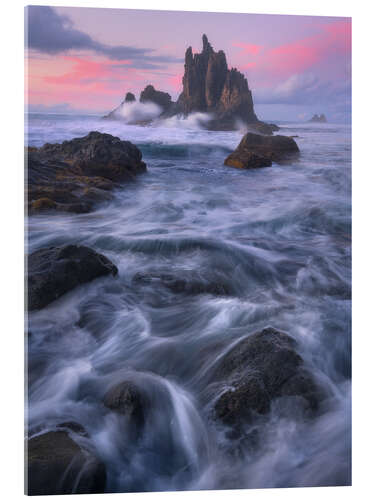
25, 6, 351, 122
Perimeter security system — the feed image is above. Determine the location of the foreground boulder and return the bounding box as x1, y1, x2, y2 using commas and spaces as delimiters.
212, 327, 322, 426
27, 131, 146, 213
28, 244, 118, 310
224, 132, 299, 169
27, 430, 106, 495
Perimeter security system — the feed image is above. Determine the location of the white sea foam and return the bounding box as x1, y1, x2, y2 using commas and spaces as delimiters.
112, 101, 162, 123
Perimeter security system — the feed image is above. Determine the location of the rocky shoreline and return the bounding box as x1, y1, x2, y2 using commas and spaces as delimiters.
25, 123, 327, 495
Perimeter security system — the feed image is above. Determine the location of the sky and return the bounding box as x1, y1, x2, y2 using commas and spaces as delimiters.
25, 6, 351, 122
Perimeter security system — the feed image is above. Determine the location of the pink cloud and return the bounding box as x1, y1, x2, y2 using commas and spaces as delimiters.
240, 62, 257, 70
168, 73, 183, 91
44, 56, 133, 86
259, 19, 351, 80
233, 42, 261, 55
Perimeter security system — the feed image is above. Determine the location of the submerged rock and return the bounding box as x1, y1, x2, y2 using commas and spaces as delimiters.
224, 132, 299, 169
27, 430, 106, 495
103, 381, 147, 435
28, 244, 118, 310
212, 327, 322, 426
133, 269, 233, 296
27, 131, 146, 214
104, 381, 145, 416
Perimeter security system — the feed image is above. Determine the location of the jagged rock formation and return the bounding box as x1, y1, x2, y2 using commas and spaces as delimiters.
175, 34, 258, 127
140, 85, 172, 112
308, 114, 327, 123
104, 35, 279, 133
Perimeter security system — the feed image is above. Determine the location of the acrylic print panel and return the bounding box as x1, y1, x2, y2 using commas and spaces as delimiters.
25, 4, 352, 495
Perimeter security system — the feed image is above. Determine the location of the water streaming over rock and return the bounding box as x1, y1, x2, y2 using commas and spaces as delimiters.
26, 113, 351, 491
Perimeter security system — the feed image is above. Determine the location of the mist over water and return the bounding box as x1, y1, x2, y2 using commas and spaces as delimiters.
112, 101, 163, 123
26, 113, 351, 491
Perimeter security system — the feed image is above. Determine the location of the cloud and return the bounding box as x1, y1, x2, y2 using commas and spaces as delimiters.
234, 19, 351, 83
254, 73, 351, 108
261, 19, 351, 79
27, 102, 82, 114
233, 42, 261, 55
26, 6, 183, 69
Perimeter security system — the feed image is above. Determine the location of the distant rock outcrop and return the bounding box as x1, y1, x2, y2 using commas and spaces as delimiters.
124, 92, 136, 103
224, 132, 299, 169
140, 84, 173, 112
104, 35, 279, 133
105, 92, 136, 119
308, 114, 327, 123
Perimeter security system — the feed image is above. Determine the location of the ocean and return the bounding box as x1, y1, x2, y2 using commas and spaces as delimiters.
26, 113, 351, 491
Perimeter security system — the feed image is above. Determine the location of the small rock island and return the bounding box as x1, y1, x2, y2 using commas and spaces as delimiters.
308, 114, 327, 123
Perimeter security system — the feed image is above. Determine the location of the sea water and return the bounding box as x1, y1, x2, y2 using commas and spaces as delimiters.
26, 113, 351, 491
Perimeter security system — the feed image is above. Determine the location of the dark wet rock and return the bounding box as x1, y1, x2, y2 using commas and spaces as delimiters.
173, 34, 272, 132
103, 92, 136, 119
27, 131, 146, 214
27, 430, 106, 495
225, 153, 272, 169
56, 421, 89, 436
140, 84, 172, 112
212, 327, 322, 426
133, 269, 233, 296
38, 131, 146, 181
309, 113, 327, 123
28, 244, 118, 311
125, 92, 136, 102
224, 132, 299, 169
103, 381, 146, 433
176, 35, 257, 123
30, 197, 57, 211
248, 121, 280, 135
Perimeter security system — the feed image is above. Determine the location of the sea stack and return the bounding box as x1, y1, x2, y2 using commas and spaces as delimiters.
308, 114, 327, 123
104, 34, 278, 133
175, 34, 258, 128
